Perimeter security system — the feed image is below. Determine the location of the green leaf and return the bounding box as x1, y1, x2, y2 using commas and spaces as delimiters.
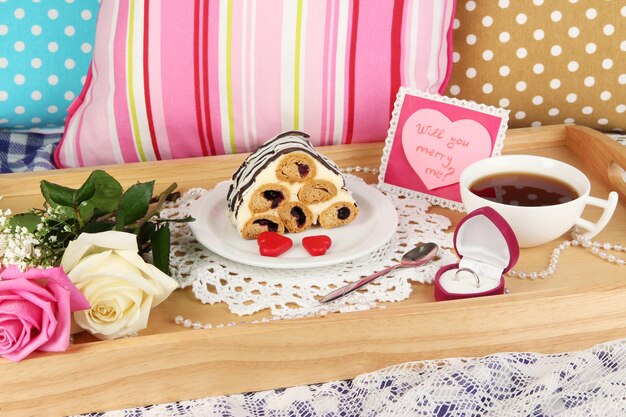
8, 213, 42, 233
114, 212, 126, 231
91, 208, 109, 219
78, 200, 95, 223
57, 206, 76, 220
81, 221, 114, 234
137, 222, 156, 247
74, 174, 97, 203
118, 181, 154, 225
151, 224, 170, 274
41, 180, 75, 207
88, 170, 123, 212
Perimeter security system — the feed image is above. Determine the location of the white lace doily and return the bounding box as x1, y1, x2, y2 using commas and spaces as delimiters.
162, 176, 457, 318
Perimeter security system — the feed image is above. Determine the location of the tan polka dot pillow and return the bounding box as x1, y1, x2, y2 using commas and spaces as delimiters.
446, 0, 625, 131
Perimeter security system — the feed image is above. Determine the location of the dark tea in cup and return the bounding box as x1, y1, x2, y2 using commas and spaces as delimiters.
469, 172, 579, 207
459, 155, 618, 247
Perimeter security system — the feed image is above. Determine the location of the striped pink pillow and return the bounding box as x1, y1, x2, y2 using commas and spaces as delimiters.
56, 0, 456, 168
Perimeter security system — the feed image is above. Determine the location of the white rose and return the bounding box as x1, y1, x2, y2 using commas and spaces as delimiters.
60, 231, 178, 340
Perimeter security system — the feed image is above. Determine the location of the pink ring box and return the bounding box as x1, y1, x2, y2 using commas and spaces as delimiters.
434, 207, 520, 301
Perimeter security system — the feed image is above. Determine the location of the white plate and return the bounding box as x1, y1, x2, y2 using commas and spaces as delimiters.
188, 178, 398, 269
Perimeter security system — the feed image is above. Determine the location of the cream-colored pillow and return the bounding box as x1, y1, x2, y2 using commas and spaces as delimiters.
446, 0, 625, 131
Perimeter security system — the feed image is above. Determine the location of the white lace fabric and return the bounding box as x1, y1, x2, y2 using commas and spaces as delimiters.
161, 176, 457, 318
78, 338, 626, 417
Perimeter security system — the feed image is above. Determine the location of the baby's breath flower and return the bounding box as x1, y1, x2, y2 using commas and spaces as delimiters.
0, 200, 60, 269
0, 227, 40, 270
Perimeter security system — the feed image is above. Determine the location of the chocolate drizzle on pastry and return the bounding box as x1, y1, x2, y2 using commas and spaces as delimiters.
227, 131, 343, 217
227, 131, 358, 239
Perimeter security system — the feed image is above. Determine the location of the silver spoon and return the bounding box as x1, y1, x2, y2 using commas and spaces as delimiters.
319, 242, 439, 304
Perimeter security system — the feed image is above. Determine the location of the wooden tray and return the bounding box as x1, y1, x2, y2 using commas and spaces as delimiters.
1, 125, 625, 417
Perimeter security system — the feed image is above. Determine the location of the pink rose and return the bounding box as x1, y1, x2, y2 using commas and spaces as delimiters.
0, 265, 90, 362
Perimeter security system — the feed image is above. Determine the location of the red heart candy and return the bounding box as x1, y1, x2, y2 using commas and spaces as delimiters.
302, 235, 332, 256
257, 232, 293, 257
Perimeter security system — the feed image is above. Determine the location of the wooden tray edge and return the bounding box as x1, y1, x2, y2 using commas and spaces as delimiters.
4, 282, 626, 416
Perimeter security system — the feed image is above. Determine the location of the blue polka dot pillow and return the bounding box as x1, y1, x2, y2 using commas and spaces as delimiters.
0, 0, 100, 131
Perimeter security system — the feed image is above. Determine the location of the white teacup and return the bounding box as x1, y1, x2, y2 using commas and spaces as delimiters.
460, 155, 619, 247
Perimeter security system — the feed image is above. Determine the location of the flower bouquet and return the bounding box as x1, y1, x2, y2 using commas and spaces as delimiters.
0, 171, 192, 361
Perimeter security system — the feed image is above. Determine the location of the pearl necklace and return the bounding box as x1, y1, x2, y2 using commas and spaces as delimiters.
174, 315, 280, 330
174, 297, 378, 330
507, 228, 625, 279
341, 166, 379, 175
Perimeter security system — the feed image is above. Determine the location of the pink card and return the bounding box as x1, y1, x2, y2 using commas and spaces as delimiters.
378, 88, 509, 211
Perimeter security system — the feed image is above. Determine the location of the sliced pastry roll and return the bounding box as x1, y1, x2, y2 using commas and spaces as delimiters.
227, 131, 358, 239
248, 183, 290, 213
318, 202, 359, 229
309, 188, 359, 229
278, 202, 313, 233
298, 179, 337, 205
241, 214, 285, 240
276, 152, 317, 183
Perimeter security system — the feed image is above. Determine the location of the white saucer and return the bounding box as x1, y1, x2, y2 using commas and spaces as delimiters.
188, 178, 398, 269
